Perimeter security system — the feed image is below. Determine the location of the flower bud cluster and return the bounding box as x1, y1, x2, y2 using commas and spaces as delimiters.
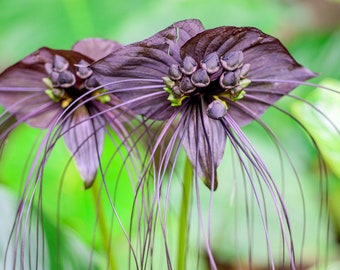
163, 51, 251, 112
43, 55, 108, 108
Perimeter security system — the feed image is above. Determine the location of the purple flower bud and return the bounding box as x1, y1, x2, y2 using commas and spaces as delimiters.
220, 51, 244, 71
200, 52, 221, 74
58, 70, 76, 88
206, 99, 227, 119
180, 55, 198, 75
168, 64, 182, 80
191, 68, 210, 87
53, 54, 69, 72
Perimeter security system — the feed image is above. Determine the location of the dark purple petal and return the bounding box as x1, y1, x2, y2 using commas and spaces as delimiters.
62, 106, 105, 188
181, 27, 261, 60
181, 99, 226, 190
92, 19, 205, 120
71, 38, 122, 61
181, 26, 316, 126
0, 48, 61, 128
0, 47, 95, 128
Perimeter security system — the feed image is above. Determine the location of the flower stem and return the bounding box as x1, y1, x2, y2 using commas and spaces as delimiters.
91, 181, 117, 270
177, 158, 193, 270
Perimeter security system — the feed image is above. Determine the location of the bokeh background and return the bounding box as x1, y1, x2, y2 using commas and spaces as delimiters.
1, 0, 340, 269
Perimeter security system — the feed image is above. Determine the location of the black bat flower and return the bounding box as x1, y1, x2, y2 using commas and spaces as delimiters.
92, 20, 315, 191
91, 21, 329, 268
0, 38, 125, 188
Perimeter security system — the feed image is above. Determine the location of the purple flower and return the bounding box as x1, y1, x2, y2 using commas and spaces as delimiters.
0, 38, 126, 188
92, 20, 316, 191
91, 21, 325, 268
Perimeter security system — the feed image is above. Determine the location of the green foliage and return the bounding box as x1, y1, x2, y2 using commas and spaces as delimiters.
293, 79, 340, 178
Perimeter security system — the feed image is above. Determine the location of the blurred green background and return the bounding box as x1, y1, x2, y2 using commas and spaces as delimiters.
1, 0, 340, 269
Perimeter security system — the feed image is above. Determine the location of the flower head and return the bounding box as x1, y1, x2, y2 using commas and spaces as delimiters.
0, 38, 124, 188
92, 21, 316, 190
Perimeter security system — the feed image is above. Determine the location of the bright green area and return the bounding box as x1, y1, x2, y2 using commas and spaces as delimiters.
1, 0, 340, 269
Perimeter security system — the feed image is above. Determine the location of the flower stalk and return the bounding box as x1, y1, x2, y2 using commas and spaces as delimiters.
91, 180, 117, 270
177, 157, 193, 270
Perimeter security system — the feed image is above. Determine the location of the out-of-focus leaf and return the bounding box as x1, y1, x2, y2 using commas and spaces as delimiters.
43, 218, 104, 270
0, 186, 105, 270
292, 79, 340, 178
0, 124, 137, 269
0, 187, 42, 268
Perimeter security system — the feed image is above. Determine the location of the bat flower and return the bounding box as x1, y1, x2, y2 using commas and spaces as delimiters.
92, 20, 316, 190
0, 38, 124, 188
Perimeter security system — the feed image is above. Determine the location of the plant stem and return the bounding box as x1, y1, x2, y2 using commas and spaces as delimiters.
177, 158, 193, 270
91, 181, 117, 270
